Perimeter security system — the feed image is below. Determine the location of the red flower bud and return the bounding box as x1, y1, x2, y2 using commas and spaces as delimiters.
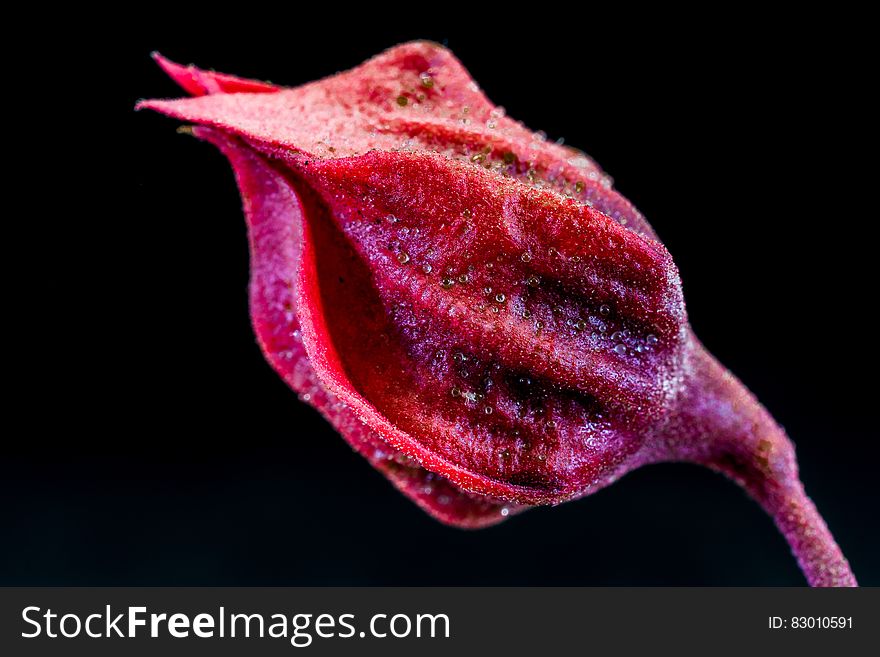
140, 43, 855, 585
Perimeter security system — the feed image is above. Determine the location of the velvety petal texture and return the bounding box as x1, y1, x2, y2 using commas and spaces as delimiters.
140, 42, 856, 585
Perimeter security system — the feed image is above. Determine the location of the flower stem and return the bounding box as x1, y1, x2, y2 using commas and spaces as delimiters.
648, 340, 857, 586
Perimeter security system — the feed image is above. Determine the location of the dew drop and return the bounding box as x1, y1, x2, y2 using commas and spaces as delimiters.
522, 310, 532, 319
396, 95, 408, 106
520, 252, 532, 263
422, 264, 433, 274
397, 252, 410, 264
646, 334, 658, 345
458, 274, 469, 283
574, 319, 587, 331
419, 72, 434, 88
599, 304, 611, 315
500, 507, 510, 517
495, 293, 506, 303
451, 387, 461, 397
484, 406, 493, 415
613, 344, 627, 355
441, 278, 455, 289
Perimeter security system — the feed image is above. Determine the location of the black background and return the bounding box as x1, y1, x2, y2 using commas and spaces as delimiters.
8, 9, 876, 585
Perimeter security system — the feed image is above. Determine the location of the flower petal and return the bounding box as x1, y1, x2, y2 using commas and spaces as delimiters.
281, 149, 684, 503
195, 125, 521, 527
140, 41, 654, 239
151, 52, 279, 96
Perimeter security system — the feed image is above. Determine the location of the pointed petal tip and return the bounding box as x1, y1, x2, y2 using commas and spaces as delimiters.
150, 51, 181, 74
148, 52, 280, 96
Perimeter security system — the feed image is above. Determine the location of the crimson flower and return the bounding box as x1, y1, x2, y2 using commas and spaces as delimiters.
140, 42, 855, 586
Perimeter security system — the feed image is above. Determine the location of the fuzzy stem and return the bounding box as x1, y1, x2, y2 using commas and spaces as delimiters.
649, 340, 856, 586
